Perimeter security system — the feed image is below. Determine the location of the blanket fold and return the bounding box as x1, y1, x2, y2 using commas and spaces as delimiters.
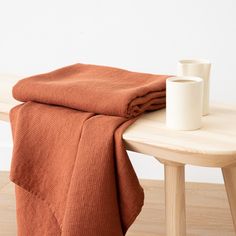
10, 63, 169, 236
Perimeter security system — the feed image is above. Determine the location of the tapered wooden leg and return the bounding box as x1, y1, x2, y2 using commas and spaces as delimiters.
222, 165, 236, 232
165, 163, 186, 236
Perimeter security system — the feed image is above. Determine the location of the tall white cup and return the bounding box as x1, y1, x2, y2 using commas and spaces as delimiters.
177, 59, 211, 115
166, 76, 203, 131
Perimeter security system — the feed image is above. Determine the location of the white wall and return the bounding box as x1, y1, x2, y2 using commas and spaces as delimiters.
1, 0, 236, 183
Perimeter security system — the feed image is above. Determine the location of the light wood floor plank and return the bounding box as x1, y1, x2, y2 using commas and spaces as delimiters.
0, 172, 234, 236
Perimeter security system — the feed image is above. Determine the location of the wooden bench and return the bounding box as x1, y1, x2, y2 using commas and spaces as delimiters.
123, 104, 236, 236
1, 75, 236, 236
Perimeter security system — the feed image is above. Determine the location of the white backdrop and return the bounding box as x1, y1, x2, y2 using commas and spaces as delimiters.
1, 0, 236, 183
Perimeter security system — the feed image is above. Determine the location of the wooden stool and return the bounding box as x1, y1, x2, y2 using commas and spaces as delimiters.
123, 104, 236, 236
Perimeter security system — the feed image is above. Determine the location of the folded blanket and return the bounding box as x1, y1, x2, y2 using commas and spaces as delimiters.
10, 63, 169, 236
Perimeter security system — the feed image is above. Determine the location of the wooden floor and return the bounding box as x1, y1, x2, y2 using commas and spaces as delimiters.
0, 171, 234, 236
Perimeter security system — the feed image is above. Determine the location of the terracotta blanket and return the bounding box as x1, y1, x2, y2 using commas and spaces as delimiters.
10, 63, 169, 236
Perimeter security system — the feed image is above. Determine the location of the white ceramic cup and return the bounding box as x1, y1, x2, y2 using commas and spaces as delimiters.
166, 76, 203, 131
177, 59, 211, 116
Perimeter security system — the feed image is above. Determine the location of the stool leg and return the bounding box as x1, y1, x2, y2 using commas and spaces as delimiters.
222, 165, 236, 232
164, 163, 186, 236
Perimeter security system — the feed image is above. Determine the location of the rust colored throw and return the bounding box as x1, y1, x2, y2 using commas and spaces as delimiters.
10, 63, 169, 236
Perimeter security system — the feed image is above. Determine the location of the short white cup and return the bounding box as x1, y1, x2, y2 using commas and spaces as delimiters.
166, 76, 203, 131
177, 59, 211, 116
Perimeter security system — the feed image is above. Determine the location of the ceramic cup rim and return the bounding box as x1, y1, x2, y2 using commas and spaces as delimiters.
178, 59, 211, 65
167, 76, 203, 84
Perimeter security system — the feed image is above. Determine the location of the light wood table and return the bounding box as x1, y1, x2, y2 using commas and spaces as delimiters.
123, 104, 236, 236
